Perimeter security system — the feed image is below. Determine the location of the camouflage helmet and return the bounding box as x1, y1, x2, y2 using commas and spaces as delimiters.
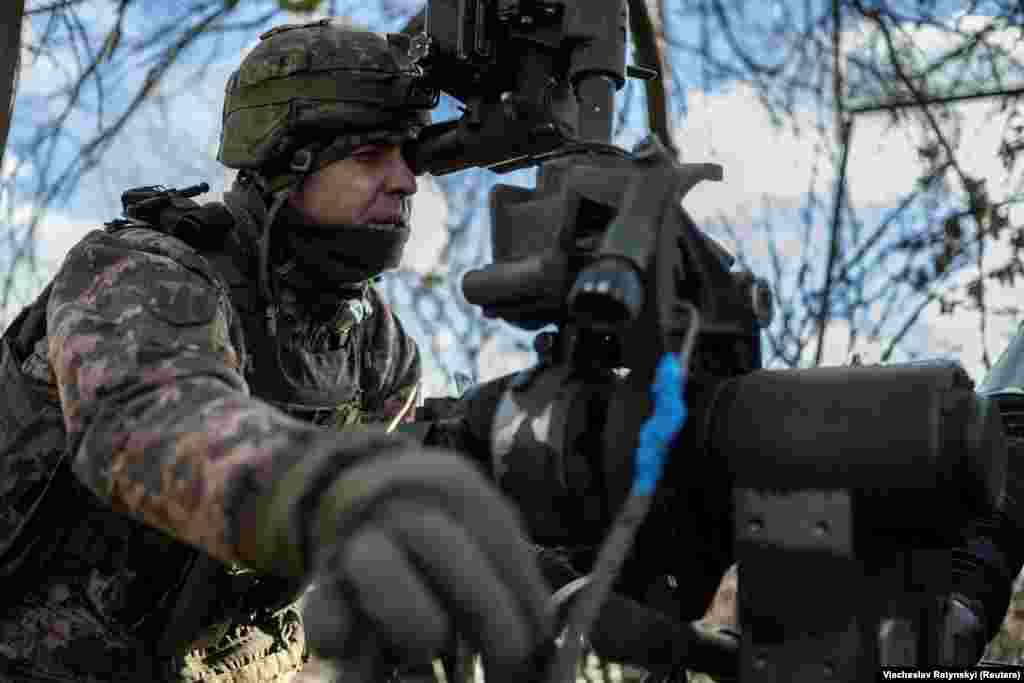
217, 19, 434, 178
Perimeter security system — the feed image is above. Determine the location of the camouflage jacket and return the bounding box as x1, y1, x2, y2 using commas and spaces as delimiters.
0, 216, 420, 682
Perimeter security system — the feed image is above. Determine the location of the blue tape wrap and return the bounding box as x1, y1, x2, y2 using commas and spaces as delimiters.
633, 353, 688, 496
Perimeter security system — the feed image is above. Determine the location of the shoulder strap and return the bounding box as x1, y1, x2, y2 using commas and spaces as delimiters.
2, 280, 54, 363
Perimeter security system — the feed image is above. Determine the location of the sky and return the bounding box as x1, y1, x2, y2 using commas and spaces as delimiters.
673, 11, 1024, 382
5, 1, 1024, 394
678, 81, 1024, 378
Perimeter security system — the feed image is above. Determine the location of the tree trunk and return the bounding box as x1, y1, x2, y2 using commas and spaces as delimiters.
0, 0, 26, 174
628, 0, 677, 157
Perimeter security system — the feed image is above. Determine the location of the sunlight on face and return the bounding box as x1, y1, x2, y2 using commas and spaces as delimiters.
289, 143, 418, 227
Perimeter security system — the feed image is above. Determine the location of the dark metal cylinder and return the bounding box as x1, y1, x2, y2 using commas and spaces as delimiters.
574, 74, 616, 143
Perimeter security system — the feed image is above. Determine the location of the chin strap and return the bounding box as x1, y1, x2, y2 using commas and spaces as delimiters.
258, 192, 289, 337
252, 143, 322, 338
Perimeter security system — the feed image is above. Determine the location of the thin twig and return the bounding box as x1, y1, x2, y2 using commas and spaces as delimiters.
850, 84, 1024, 114
24, 0, 85, 16
813, 0, 851, 367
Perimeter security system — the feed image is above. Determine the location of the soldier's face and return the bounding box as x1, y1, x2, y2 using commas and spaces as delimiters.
290, 143, 417, 227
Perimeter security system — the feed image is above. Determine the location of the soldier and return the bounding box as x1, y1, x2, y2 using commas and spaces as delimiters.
0, 20, 551, 683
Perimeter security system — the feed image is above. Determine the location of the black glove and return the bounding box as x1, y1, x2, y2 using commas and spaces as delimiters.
936, 593, 987, 667
298, 444, 553, 680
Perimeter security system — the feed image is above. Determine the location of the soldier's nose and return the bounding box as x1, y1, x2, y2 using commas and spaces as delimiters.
385, 147, 417, 197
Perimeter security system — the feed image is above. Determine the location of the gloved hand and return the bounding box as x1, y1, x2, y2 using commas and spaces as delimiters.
936, 593, 987, 667
296, 441, 553, 680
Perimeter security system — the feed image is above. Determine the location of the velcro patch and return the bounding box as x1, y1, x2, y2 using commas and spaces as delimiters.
146, 281, 218, 327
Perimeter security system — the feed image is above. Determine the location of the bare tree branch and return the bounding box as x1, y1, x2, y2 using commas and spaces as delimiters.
2, 1, 238, 312
24, 0, 84, 16
813, 0, 850, 366
0, 0, 26, 174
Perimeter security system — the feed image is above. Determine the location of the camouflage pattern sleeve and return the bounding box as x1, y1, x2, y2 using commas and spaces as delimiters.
358, 285, 422, 428
47, 229, 326, 576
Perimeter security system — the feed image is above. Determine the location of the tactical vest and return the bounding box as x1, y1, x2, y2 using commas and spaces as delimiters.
0, 195, 383, 682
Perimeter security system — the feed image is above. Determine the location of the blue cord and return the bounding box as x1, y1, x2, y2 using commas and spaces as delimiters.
633, 352, 688, 496
543, 305, 699, 683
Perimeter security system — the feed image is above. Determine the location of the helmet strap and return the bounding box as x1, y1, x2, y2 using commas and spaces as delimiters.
255, 143, 322, 337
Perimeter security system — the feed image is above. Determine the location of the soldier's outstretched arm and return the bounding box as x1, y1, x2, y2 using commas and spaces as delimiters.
47, 230, 552, 676
49, 230, 318, 569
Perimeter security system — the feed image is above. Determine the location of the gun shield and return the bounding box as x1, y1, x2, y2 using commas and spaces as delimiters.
710, 361, 1007, 543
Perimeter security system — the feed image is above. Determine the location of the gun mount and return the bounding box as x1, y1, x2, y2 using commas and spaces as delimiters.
394, 2, 1013, 681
